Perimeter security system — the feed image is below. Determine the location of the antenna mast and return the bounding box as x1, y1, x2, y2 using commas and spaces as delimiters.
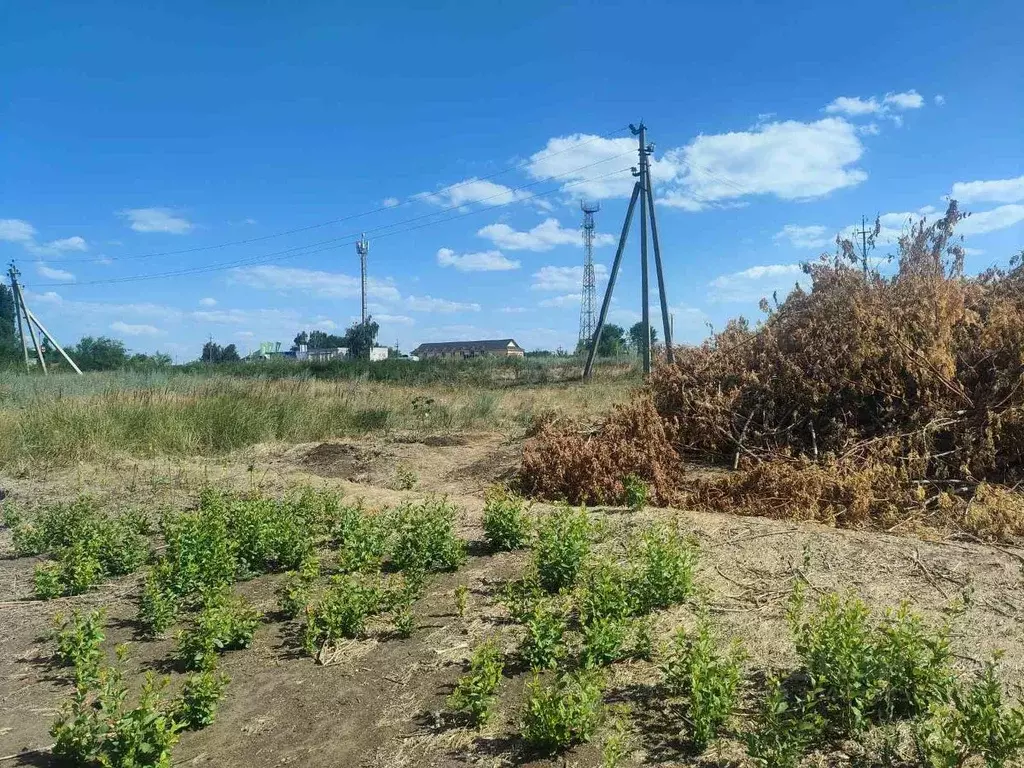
578, 201, 599, 350
356, 234, 369, 324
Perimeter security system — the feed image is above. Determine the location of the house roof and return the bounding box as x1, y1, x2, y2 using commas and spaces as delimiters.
412, 338, 522, 353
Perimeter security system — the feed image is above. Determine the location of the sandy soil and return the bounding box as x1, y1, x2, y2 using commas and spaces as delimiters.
1, 432, 1022, 767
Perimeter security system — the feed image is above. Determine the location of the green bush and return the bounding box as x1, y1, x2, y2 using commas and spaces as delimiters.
482, 486, 531, 551
621, 474, 649, 511
578, 558, 638, 625
520, 602, 568, 671
276, 556, 322, 619
630, 525, 697, 612
522, 671, 603, 753
789, 589, 953, 734
334, 504, 391, 573
914, 656, 1024, 768
744, 676, 823, 768
158, 504, 237, 599
204, 490, 314, 576
390, 498, 466, 573
55, 609, 106, 686
175, 669, 230, 730
33, 561, 64, 599
661, 619, 744, 750
447, 640, 505, 727
534, 506, 591, 593
580, 617, 628, 669
502, 575, 545, 624
138, 562, 179, 637
176, 593, 261, 671
303, 575, 384, 655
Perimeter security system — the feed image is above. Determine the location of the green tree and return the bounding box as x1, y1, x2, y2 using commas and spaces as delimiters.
200, 341, 240, 363
291, 331, 309, 351
341, 317, 379, 359
628, 322, 657, 353
71, 337, 128, 371
596, 324, 626, 357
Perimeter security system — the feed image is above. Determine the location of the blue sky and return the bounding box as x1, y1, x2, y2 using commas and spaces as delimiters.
2, 0, 1023, 361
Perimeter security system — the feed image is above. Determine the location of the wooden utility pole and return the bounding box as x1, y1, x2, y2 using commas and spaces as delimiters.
7, 263, 30, 370
6, 261, 82, 375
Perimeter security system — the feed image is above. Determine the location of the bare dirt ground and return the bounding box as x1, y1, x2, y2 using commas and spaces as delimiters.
1, 431, 1023, 767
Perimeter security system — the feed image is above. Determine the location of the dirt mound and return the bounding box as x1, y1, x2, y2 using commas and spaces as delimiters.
301, 442, 384, 480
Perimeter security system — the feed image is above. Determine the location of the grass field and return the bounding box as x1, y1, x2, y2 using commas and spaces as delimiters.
1, 358, 1022, 768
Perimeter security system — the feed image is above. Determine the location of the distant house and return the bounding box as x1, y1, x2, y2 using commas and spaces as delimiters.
411, 339, 525, 359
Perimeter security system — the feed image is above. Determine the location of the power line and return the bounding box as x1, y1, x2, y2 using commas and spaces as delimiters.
23, 165, 634, 289
41, 126, 631, 266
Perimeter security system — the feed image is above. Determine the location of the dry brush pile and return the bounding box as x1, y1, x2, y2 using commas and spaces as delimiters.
521, 202, 1024, 540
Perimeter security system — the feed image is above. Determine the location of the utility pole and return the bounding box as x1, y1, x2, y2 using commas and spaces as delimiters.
7, 262, 30, 370
356, 234, 369, 325
578, 201, 599, 350
853, 215, 874, 276
584, 121, 674, 380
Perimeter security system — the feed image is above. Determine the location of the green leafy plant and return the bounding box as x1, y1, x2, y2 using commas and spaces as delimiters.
138, 562, 179, 637
394, 464, 418, 491
333, 504, 391, 573
914, 656, 1024, 768
502, 575, 545, 624
303, 575, 383, 656
520, 601, 568, 670
601, 709, 632, 768
789, 588, 954, 735
33, 561, 64, 599
630, 525, 697, 612
534, 506, 591, 593
447, 640, 505, 727
661, 618, 744, 750
522, 671, 603, 754
578, 558, 638, 625
55, 609, 106, 687
580, 617, 628, 669
744, 676, 823, 768
621, 474, 649, 511
482, 486, 531, 551
454, 584, 469, 618
390, 498, 466, 573
392, 599, 415, 638
176, 592, 261, 671
276, 556, 321, 619
174, 669, 230, 730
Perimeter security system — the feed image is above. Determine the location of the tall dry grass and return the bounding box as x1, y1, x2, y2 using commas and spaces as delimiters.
0, 369, 633, 467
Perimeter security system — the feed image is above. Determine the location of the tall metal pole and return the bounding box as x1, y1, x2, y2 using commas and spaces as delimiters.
356, 234, 369, 325
578, 201, 599, 350
7, 263, 30, 371
584, 182, 641, 380
636, 123, 651, 375
645, 162, 674, 363
24, 306, 83, 374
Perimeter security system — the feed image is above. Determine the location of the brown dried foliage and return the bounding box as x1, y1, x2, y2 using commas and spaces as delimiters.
522, 202, 1024, 539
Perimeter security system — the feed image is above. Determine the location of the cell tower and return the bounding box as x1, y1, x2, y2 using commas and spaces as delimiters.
356, 234, 369, 324
578, 201, 600, 349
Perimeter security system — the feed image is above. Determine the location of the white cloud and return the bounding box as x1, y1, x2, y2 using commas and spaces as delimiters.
26, 235, 89, 256
525, 134, 648, 200
963, 247, 985, 256
231, 265, 401, 301
774, 224, 831, 249
824, 90, 924, 119
417, 178, 534, 209
110, 321, 163, 337
382, 197, 400, 208
951, 175, 1024, 204
403, 295, 481, 313
192, 308, 298, 325
958, 204, 1024, 236
858, 123, 881, 136
477, 217, 614, 251
0, 218, 37, 243
120, 207, 193, 234
708, 263, 805, 303
436, 247, 520, 272
934, 94, 946, 106
36, 263, 76, 282
199, 297, 217, 307
532, 264, 608, 292
375, 313, 415, 325
883, 90, 925, 110
538, 293, 580, 309
499, 306, 529, 314
825, 96, 882, 116
664, 118, 867, 205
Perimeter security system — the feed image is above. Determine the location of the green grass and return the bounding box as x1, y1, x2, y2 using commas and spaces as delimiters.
0, 361, 635, 466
